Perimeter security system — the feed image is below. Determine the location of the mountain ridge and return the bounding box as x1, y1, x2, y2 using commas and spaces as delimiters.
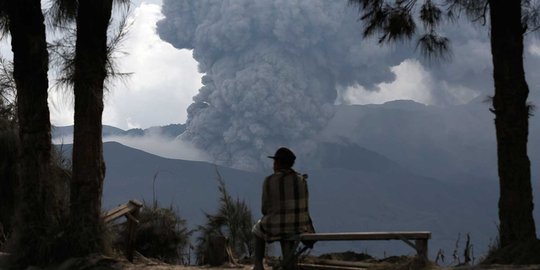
52, 123, 186, 139
64, 141, 522, 260
52, 100, 540, 259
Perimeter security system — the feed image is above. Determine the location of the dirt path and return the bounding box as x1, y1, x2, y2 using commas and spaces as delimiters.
3, 253, 540, 270
147, 262, 528, 270
118, 261, 540, 270
121, 264, 252, 270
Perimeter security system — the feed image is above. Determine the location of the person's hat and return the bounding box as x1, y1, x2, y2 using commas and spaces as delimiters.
268, 147, 296, 162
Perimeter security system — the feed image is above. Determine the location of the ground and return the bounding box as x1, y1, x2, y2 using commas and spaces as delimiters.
105, 255, 540, 270
3, 252, 540, 270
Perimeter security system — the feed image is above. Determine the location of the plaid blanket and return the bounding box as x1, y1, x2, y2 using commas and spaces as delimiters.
258, 169, 315, 239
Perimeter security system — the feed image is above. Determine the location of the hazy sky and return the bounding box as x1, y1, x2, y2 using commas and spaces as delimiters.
154, 0, 540, 170
46, 0, 202, 129
1, 0, 538, 130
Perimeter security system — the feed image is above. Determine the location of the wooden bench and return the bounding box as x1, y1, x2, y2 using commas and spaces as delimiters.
297, 231, 431, 259
276, 231, 431, 270
103, 199, 143, 224
102, 200, 143, 262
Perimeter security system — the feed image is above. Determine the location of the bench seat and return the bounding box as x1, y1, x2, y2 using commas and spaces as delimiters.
287, 231, 431, 259
298, 231, 431, 241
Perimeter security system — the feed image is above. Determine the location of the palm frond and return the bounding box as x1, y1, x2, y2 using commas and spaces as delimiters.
0, 1, 10, 38
523, 0, 540, 34
351, 0, 418, 43
104, 4, 133, 90
46, 0, 78, 29
381, 6, 416, 43
48, 25, 77, 92
48, 5, 132, 93
446, 0, 489, 25
416, 32, 452, 61
420, 0, 442, 30
0, 57, 16, 122
350, 0, 452, 61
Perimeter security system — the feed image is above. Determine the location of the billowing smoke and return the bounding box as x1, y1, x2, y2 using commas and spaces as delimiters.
156, 0, 412, 170
157, 0, 527, 171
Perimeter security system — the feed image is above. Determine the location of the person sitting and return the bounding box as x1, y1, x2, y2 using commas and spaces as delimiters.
252, 147, 315, 270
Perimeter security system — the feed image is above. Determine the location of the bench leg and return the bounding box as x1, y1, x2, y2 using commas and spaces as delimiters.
415, 239, 428, 260
125, 209, 140, 262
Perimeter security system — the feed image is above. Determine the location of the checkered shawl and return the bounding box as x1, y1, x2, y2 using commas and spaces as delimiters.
259, 169, 314, 239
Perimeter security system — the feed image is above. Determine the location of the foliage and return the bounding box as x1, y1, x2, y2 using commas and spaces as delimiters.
6, 151, 71, 267
0, 118, 71, 264
4, 142, 71, 266
195, 169, 254, 265
0, 0, 133, 266
479, 228, 540, 264
349, 0, 540, 60
449, 233, 474, 266
48, 3, 132, 93
0, 58, 71, 262
350, 0, 539, 264
0, 58, 15, 122
350, 0, 450, 60
112, 201, 192, 264
481, 239, 540, 264
50, 144, 72, 216
45, 0, 133, 260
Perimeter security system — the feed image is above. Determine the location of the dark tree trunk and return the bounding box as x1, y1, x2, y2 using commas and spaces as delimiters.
489, 0, 537, 247
0, 120, 18, 237
6, 0, 62, 264
69, 0, 113, 255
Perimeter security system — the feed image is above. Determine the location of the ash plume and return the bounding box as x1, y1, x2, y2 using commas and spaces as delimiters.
156, 0, 411, 170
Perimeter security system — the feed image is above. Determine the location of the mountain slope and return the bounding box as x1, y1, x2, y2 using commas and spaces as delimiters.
320, 100, 540, 183
97, 142, 510, 259
52, 124, 186, 141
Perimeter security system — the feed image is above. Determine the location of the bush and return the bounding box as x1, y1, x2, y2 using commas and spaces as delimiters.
3, 135, 72, 266
113, 202, 192, 264
482, 239, 540, 265
195, 170, 254, 265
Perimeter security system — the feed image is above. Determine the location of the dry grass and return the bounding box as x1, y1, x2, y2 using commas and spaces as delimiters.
481, 240, 540, 265
3, 252, 540, 270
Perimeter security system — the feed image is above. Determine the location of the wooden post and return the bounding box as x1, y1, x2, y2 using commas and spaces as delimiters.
102, 200, 143, 262
125, 206, 140, 262
415, 239, 428, 260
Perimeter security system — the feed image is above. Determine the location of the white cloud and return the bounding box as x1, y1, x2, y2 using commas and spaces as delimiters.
49, 1, 202, 129
337, 59, 479, 106
337, 59, 433, 105
49, 93, 74, 127
529, 39, 540, 57
104, 3, 202, 129
52, 132, 210, 162
104, 135, 210, 162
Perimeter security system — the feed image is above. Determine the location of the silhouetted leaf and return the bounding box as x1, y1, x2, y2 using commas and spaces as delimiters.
417, 32, 451, 60
420, 0, 442, 30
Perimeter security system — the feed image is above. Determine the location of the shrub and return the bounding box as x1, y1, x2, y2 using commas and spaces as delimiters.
195, 169, 254, 265
113, 202, 192, 264
3, 133, 72, 266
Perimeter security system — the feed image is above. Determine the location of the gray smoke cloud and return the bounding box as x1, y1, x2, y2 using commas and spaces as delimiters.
157, 0, 540, 171
157, 0, 412, 170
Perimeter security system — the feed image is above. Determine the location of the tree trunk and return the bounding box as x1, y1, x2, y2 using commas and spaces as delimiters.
0, 119, 18, 240
6, 0, 62, 265
489, 0, 537, 247
69, 0, 113, 255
